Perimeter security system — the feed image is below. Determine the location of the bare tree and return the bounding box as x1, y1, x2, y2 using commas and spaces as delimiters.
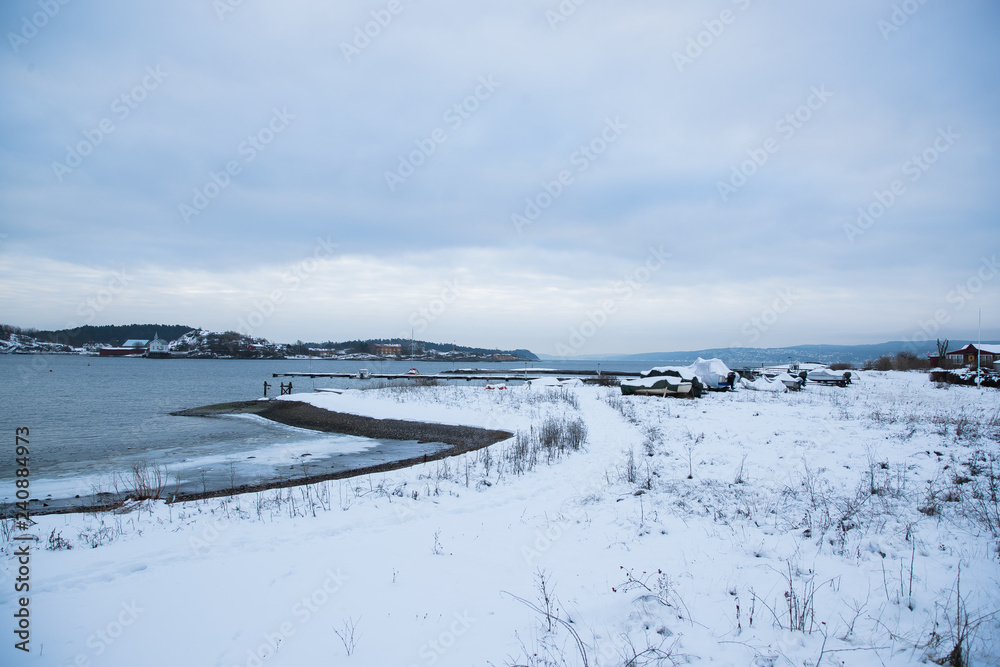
937, 338, 950, 368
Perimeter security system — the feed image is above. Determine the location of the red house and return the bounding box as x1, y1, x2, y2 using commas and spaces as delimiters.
945, 344, 1000, 367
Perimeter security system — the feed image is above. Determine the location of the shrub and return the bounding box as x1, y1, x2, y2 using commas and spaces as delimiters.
895, 351, 929, 371
120, 461, 168, 500
872, 355, 894, 371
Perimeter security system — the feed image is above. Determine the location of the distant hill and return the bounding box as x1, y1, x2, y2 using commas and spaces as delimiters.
540, 340, 996, 366
31, 324, 196, 347
292, 338, 539, 361
1, 324, 539, 361
170, 329, 286, 359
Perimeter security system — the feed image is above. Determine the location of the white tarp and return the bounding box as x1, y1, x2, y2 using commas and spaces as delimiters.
643, 357, 735, 388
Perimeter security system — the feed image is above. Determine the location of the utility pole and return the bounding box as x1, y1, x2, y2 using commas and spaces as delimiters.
978, 308, 982, 390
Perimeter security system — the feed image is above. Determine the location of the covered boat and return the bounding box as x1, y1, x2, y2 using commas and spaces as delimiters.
641, 357, 737, 391
806, 368, 852, 387
739, 376, 788, 392
774, 372, 804, 391
620, 375, 693, 397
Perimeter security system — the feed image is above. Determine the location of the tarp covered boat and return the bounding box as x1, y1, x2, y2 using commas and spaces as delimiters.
620, 375, 693, 397
739, 376, 788, 392
806, 368, 852, 386
641, 357, 737, 391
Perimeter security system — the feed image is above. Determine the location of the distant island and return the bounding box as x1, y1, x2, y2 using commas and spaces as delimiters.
0, 324, 539, 362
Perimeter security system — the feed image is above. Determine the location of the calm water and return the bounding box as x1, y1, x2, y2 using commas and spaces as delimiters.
0, 354, 674, 503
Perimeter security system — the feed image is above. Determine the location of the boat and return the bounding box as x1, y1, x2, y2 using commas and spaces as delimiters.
620, 374, 693, 397
806, 368, 852, 387
739, 376, 787, 392
642, 357, 737, 391
774, 372, 804, 391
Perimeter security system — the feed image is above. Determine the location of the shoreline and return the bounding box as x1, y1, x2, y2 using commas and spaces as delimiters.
9, 400, 513, 517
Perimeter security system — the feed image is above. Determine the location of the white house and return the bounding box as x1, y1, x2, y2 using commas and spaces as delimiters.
147, 333, 170, 357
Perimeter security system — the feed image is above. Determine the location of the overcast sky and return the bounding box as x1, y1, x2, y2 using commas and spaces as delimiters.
1, 0, 997, 355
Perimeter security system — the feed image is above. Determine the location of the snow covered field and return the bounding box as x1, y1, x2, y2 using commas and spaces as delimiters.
2, 372, 999, 666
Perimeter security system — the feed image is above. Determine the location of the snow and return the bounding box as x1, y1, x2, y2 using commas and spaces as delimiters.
642, 366, 696, 381
3, 372, 999, 666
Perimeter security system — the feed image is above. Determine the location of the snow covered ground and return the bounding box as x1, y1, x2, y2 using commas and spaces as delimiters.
2, 372, 999, 666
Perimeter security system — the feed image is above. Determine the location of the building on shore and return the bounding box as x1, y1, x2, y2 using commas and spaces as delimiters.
945, 343, 1000, 367
146, 333, 172, 358
369, 342, 403, 356
99, 339, 150, 357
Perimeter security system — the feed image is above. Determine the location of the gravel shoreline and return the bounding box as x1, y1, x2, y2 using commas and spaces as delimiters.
166, 400, 513, 502
4, 400, 513, 517
174, 399, 510, 447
